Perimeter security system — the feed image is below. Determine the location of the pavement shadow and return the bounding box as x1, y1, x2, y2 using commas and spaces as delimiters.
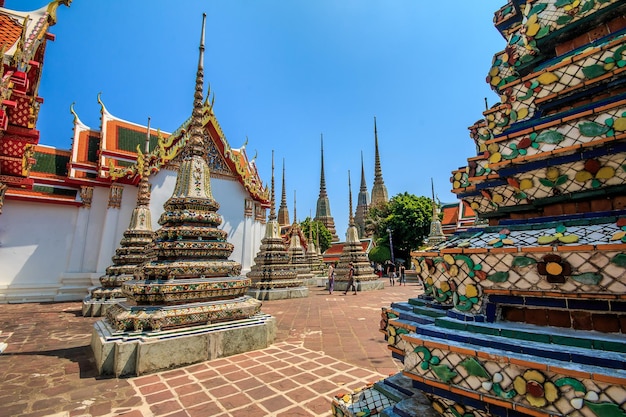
3, 345, 102, 379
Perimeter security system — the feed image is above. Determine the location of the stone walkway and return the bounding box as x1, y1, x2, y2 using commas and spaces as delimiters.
0, 281, 421, 417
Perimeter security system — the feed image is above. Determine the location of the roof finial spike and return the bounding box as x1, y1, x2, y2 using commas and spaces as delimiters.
269, 150, 276, 220
431, 177, 438, 218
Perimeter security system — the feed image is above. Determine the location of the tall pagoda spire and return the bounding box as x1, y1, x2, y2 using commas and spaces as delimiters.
268, 151, 276, 221
314, 134, 339, 242
371, 117, 388, 206
277, 158, 290, 226
354, 150, 370, 238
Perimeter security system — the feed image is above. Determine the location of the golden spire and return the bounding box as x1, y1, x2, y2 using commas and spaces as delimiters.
183, 12, 207, 159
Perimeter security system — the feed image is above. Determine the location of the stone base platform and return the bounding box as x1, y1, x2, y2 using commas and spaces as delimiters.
91, 313, 276, 377
82, 296, 125, 317
247, 286, 309, 301
334, 279, 385, 292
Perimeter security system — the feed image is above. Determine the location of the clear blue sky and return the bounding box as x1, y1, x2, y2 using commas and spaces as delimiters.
10, 1, 504, 238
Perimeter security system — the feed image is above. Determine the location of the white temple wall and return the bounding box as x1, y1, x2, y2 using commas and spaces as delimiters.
0, 200, 77, 302
0, 170, 265, 303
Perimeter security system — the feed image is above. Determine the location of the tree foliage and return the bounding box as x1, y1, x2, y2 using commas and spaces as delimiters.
366, 192, 433, 262
300, 217, 333, 253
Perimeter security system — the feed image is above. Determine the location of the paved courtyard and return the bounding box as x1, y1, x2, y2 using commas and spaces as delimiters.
0, 281, 421, 417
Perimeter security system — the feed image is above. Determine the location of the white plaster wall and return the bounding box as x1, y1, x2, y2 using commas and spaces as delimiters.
0, 170, 265, 302
0, 200, 77, 293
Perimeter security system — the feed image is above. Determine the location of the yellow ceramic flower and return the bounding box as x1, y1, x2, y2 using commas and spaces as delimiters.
440, 281, 451, 293
513, 370, 558, 407
465, 284, 478, 298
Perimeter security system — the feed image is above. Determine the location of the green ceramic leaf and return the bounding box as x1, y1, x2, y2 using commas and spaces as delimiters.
613, 45, 626, 62
555, 377, 586, 392
492, 383, 517, 399
556, 225, 567, 233
582, 64, 607, 79
555, 174, 569, 185
539, 178, 555, 187
579, 0, 595, 13
585, 401, 626, 417
460, 357, 490, 378
487, 271, 509, 283
610, 253, 626, 268
571, 273, 603, 285
518, 89, 535, 101
529, 3, 548, 15
431, 364, 458, 383
513, 256, 537, 267
555, 0, 573, 6
520, 54, 535, 64
536, 25, 550, 39
536, 130, 564, 144
556, 14, 574, 25
579, 121, 610, 137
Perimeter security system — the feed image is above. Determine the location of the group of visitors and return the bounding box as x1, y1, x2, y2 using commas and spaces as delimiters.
327, 262, 357, 295
374, 261, 406, 286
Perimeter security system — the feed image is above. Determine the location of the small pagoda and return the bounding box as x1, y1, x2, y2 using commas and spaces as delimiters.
82, 122, 156, 317
334, 171, 381, 292
91, 14, 275, 377
345, 2, 626, 416
305, 220, 325, 277
247, 152, 308, 300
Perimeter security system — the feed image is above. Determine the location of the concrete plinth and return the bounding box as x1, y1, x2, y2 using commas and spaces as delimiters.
247, 286, 309, 301
91, 313, 276, 377
334, 280, 385, 292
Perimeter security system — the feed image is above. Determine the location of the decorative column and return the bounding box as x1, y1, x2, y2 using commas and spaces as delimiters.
95, 184, 124, 273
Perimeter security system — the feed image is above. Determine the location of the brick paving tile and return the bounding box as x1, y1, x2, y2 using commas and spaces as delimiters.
0, 283, 416, 416
260, 394, 293, 413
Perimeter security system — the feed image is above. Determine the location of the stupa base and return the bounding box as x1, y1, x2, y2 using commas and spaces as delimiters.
82, 295, 126, 317
91, 313, 276, 377
334, 279, 385, 292
247, 286, 309, 301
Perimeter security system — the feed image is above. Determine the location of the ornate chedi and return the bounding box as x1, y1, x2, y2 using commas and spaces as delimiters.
92, 14, 275, 377
334, 171, 381, 292
82, 121, 156, 317
357, 2, 626, 417
305, 217, 325, 277
287, 192, 314, 281
370, 117, 389, 207
315, 134, 340, 242
426, 179, 447, 247
354, 151, 371, 239
247, 152, 307, 300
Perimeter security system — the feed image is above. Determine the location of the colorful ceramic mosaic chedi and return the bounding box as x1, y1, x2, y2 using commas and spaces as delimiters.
370, 2, 626, 417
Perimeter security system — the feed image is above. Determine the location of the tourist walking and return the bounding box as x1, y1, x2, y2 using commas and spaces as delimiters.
328, 262, 336, 294
399, 263, 406, 286
387, 261, 396, 286
343, 262, 357, 295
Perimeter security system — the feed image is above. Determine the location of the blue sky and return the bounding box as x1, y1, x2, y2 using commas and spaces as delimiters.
10, 1, 504, 237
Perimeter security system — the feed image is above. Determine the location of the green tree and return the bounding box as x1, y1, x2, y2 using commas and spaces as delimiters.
367, 241, 390, 264
300, 217, 333, 253
366, 193, 433, 262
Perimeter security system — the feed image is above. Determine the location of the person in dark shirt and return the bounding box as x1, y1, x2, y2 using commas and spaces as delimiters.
344, 262, 357, 295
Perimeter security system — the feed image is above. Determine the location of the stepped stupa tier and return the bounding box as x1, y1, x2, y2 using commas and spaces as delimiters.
92, 14, 275, 377
334, 171, 382, 292
305, 220, 325, 277
358, 2, 626, 417
315, 134, 340, 242
83, 122, 156, 317
247, 152, 307, 300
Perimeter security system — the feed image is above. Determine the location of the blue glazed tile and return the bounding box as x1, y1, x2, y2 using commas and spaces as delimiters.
486, 303, 497, 322
568, 299, 609, 311
446, 333, 470, 343
524, 296, 567, 308
489, 295, 524, 305
610, 301, 626, 312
